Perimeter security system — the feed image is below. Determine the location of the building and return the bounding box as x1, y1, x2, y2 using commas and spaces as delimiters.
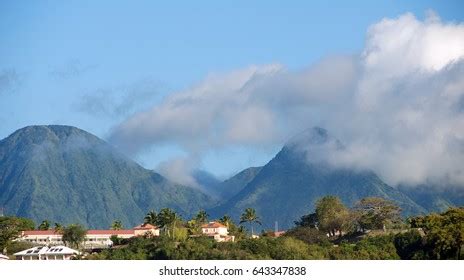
14, 246, 79, 260
0, 254, 9, 260
200, 221, 235, 242
18, 223, 159, 249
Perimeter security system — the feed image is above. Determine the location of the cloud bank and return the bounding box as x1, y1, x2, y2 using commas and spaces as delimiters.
109, 12, 464, 187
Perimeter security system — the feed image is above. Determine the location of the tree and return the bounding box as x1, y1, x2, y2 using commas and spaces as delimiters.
0, 216, 35, 255
144, 210, 158, 225
240, 208, 261, 236
294, 213, 318, 228
315, 196, 351, 237
54, 223, 63, 232
394, 229, 426, 259
410, 207, 464, 259
354, 197, 401, 232
38, 220, 50, 230
111, 220, 123, 230
195, 210, 209, 224
62, 224, 86, 249
219, 215, 233, 229
157, 208, 183, 238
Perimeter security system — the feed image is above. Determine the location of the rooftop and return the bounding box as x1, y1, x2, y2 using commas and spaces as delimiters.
14, 246, 79, 256
201, 221, 227, 228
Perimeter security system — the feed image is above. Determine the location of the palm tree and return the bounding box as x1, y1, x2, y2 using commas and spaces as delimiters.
144, 210, 158, 225
157, 208, 182, 238
111, 220, 123, 230
38, 220, 50, 230
54, 223, 63, 232
240, 208, 261, 236
219, 215, 233, 229
195, 210, 209, 224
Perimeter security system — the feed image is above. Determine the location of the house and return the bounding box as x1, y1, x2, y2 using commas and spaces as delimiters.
200, 221, 235, 242
0, 253, 9, 260
18, 223, 159, 249
133, 223, 160, 236
13, 245, 79, 260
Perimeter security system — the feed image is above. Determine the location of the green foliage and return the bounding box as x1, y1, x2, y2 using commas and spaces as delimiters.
144, 210, 158, 226
330, 235, 400, 260
354, 197, 402, 231
195, 210, 209, 224
38, 220, 50, 230
0, 216, 35, 254
240, 208, 261, 236
111, 220, 123, 230
394, 229, 426, 259
315, 196, 351, 236
284, 227, 329, 244
407, 207, 464, 259
294, 213, 318, 228
6, 241, 38, 256
157, 208, 183, 238
54, 223, 63, 232
62, 224, 86, 249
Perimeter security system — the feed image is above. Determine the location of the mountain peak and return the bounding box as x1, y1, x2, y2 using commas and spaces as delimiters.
0, 125, 214, 228
285, 127, 329, 148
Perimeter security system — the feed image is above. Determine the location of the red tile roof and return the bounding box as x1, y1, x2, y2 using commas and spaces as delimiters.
22, 230, 60, 236
22, 229, 135, 236
133, 223, 158, 230
201, 222, 227, 228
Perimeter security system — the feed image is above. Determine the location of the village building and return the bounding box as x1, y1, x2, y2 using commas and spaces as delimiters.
13, 245, 79, 260
200, 221, 235, 242
18, 223, 159, 249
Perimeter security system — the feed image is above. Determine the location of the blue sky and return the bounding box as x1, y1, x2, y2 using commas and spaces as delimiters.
1, 0, 463, 179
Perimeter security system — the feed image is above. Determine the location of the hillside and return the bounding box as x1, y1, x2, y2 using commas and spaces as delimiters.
211, 128, 426, 229
0, 125, 214, 228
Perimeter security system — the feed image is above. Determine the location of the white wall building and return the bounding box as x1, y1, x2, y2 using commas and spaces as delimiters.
200, 222, 235, 242
18, 223, 159, 249
14, 246, 79, 260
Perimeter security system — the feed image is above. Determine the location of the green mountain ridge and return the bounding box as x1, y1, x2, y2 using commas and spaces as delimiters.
210, 127, 428, 229
0, 125, 214, 228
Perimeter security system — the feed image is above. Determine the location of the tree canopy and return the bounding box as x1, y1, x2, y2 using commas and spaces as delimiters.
62, 224, 87, 249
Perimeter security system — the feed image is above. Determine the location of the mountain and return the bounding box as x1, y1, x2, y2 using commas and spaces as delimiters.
217, 167, 262, 200
192, 167, 263, 200
211, 127, 426, 229
0, 125, 214, 228
398, 184, 464, 213
192, 170, 223, 199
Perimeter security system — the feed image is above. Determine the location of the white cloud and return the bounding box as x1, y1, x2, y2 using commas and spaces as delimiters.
110, 12, 464, 188
156, 156, 201, 189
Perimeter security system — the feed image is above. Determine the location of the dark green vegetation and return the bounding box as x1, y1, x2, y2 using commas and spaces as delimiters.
62, 224, 87, 249
0, 125, 214, 228
214, 167, 262, 200
2, 196, 463, 260
83, 198, 463, 260
0, 216, 35, 254
211, 128, 427, 229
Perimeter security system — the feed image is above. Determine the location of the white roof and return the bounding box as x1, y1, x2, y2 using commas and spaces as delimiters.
14, 246, 79, 256
0, 254, 9, 260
